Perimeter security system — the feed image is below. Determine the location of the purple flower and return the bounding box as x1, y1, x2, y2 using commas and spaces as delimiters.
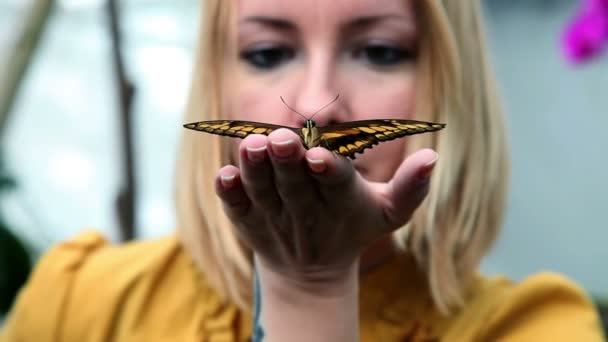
588, 0, 608, 11
562, 0, 608, 64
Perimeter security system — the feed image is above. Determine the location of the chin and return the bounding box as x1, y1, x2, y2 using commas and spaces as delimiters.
353, 163, 368, 179
352, 144, 403, 183
352, 156, 391, 183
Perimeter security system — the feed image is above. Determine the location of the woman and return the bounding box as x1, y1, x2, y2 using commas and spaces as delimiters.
1, 0, 604, 341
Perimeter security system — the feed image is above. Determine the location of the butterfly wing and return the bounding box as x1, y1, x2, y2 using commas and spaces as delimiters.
183, 120, 298, 139
318, 119, 446, 159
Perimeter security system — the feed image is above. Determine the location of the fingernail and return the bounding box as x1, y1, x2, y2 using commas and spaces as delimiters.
270, 139, 295, 158
418, 153, 438, 181
220, 174, 236, 188
306, 157, 326, 173
246, 145, 267, 163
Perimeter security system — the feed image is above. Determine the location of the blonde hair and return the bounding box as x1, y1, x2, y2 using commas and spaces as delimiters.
175, 0, 509, 314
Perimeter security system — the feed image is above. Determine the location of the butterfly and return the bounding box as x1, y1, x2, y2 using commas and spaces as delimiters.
183, 95, 446, 159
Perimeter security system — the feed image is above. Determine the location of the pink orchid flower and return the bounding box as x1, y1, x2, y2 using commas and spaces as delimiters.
562, 0, 608, 64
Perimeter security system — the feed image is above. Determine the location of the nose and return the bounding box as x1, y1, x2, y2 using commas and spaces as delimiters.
291, 56, 348, 127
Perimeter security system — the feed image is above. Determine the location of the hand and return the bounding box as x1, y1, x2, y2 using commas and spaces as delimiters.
214, 128, 437, 286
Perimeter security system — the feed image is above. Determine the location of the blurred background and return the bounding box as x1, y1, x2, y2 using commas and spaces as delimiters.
0, 0, 606, 329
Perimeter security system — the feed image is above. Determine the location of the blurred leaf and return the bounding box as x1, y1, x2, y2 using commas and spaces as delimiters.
0, 221, 32, 315
0, 177, 17, 191
0, 151, 17, 192
0, 149, 28, 315
595, 298, 608, 335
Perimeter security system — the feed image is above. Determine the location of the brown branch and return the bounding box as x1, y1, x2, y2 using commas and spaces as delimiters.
0, 0, 54, 138
107, 0, 137, 241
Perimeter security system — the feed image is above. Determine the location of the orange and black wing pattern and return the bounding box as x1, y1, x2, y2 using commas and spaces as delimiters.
318, 119, 445, 159
183, 120, 297, 139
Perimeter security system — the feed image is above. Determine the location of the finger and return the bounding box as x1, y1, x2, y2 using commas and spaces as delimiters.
267, 129, 317, 208
267, 128, 318, 262
239, 134, 283, 213
383, 148, 438, 227
214, 165, 251, 218
216, 165, 292, 259
305, 146, 359, 200
239, 134, 298, 259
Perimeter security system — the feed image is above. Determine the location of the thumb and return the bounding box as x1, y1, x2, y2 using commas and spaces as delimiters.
384, 148, 438, 227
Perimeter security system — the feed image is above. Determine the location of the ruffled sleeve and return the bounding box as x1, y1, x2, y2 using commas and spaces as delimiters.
0, 230, 108, 342
1, 230, 253, 342
445, 272, 605, 341
190, 261, 253, 342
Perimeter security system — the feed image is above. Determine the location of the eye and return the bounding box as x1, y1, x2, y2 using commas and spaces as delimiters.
240, 44, 295, 69
354, 41, 415, 66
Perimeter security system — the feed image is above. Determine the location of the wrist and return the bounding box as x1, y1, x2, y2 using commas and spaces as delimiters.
255, 256, 359, 299
254, 256, 360, 342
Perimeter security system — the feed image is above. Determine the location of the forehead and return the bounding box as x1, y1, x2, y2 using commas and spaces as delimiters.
237, 0, 415, 25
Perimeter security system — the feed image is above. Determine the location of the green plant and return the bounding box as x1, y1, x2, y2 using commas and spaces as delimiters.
0, 222, 31, 315
594, 297, 608, 335
0, 154, 32, 315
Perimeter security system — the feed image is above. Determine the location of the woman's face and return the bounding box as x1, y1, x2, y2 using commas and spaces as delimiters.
228, 0, 419, 182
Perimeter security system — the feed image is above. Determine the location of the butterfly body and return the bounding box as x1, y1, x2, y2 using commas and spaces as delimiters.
184, 118, 445, 159
301, 119, 322, 148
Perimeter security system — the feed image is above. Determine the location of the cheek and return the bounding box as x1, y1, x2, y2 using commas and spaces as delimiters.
347, 72, 416, 120
226, 70, 295, 125
228, 88, 269, 121
347, 71, 416, 182
355, 140, 405, 182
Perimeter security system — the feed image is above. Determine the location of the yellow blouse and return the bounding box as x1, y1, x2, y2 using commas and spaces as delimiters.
1, 231, 604, 341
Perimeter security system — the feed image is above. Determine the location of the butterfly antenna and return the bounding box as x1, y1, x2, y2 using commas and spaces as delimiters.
310, 94, 340, 120
280, 96, 307, 121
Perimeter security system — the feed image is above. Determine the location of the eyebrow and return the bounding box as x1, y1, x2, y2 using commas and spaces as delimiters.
240, 14, 412, 32
348, 14, 411, 29
240, 16, 296, 31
